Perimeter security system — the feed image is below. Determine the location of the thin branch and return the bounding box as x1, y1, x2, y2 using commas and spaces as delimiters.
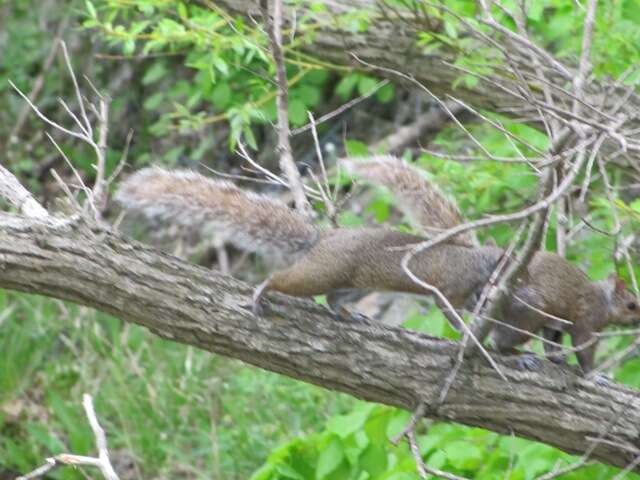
260, 0, 311, 215
407, 429, 471, 480
7, 14, 70, 147
17, 394, 119, 480
8, 80, 89, 143
572, 0, 598, 116
292, 80, 389, 135
82, 394, 119, 480
61, 41, 92, 138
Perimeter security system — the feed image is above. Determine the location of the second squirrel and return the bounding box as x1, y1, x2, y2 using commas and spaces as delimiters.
345, 156, 640, 374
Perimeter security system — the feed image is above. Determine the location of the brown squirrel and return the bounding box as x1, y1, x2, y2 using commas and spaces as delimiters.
115, 167, 503, 331
116, 161, 639, 374
344, 156, 640, 374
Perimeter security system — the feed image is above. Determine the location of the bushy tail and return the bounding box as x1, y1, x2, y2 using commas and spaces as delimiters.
115, 167, 319, 258
341, 155, 477, 246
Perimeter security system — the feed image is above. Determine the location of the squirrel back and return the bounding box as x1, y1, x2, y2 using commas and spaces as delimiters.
341, 156, 478, 247
116, 167, 319, 260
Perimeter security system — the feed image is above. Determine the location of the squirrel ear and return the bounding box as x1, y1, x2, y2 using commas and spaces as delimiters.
607, 273, 626, 293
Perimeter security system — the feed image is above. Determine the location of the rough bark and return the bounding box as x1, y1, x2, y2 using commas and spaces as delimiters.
1, 212, 640, 471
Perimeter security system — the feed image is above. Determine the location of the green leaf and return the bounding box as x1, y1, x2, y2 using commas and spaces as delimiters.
305, 69, 329, 85
142, 62, 167, 85
336, 74, 359, 99
327, 405, 374, 438
211, 83, 232, 108
357, 76, 378, 96
250, 463, 276, 480
213, 56, 229, 76
276, 464, 305, 480
384, 474, 418, 480
288, 98, 307, 125
527, 1, 544, 21
123, 39, 135, 56
144, 92, 164, 111
444, 19, 458, 39
364, 408, 389, 446
360, 443, 388, 476
376, 83, 395, 103
177, 2, 188, 19
243, 125, 257, 150
316, 436, 344, 479
297, 85, 321, 108
385, 411, 411, 440
345, 140, 369, 156
85, 0, 97, 19
443, 440, 483, 470
622, 0, 640, 23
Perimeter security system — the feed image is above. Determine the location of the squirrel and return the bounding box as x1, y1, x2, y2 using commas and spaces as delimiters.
115, 160, 640, 374
115, 166, 504, 331
344, 156, 640, 374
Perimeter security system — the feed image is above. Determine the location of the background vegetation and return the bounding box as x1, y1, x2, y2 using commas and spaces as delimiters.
1, 0, 639, 478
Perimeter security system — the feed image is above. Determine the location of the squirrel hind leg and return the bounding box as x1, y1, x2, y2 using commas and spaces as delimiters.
326, 289, 371, 323
542, 328, 566, 364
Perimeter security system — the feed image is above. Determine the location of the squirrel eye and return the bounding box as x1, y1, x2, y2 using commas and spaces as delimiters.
628, 302, 637, 311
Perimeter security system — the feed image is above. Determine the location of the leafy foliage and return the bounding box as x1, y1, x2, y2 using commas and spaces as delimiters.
0, 292, 354, 478
2, 0, 640, 479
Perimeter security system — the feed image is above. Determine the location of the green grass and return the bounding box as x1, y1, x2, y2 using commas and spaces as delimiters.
0, 291, 354, 479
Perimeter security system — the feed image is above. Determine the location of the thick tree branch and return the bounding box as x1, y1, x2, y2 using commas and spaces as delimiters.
2, 213, 640, 471
211, 0, 640, 157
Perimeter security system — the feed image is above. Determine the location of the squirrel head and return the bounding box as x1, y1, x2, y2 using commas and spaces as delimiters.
606, 274, 640, 326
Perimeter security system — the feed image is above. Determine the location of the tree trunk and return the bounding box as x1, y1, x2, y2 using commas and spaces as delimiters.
2, 212, 640, 472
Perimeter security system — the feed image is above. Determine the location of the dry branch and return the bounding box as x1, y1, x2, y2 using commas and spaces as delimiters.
212, 0, 640, 160
17, 394, 119, 480
2, 213, 640, 472
259, 0, 311, 216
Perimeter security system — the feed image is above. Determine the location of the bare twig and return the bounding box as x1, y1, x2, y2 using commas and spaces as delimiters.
407, 429, 471, 480
17, 394, 119, 480
374, 102, 464, 154
391, 402, 427, 445
8, 41, 112, 221
8, 14, 70, 148
572, 0, 598, 116
307, 111, 337, 222
292, 80, 389, 135
260, 0, 311, 215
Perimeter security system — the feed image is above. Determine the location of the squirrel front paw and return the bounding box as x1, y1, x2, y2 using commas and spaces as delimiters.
252, 299, 266, 317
